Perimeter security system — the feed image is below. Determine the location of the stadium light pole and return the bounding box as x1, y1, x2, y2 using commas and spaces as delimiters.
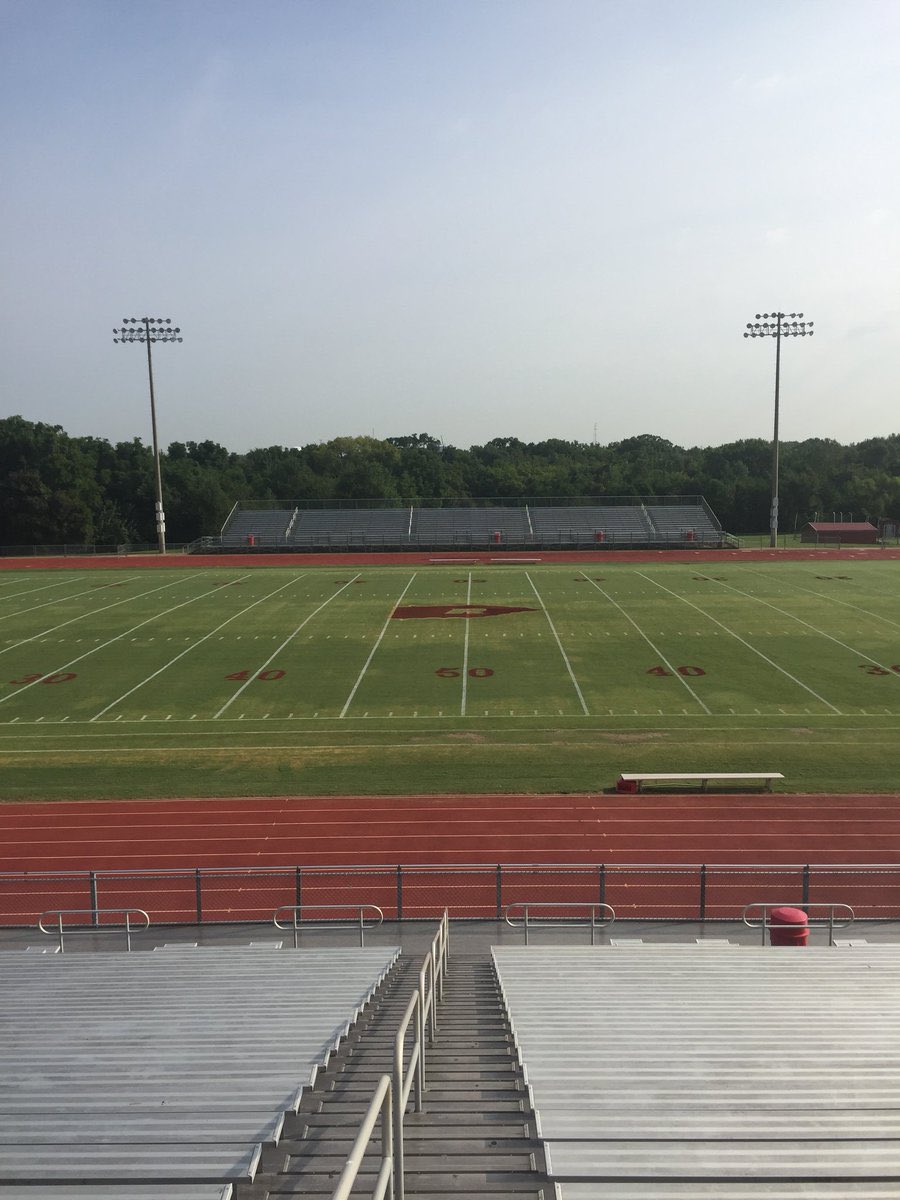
744, 312, 814, 548
113, 317, 183, 554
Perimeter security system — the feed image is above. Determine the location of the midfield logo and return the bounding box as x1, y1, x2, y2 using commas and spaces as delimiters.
391, 604, 536, 620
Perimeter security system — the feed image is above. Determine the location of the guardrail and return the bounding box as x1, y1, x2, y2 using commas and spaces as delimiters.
273, 903, 384, 948
38, 908, 149, 953
330, 1072, 394, 1200
742, 902, 855, 946
4, 862, 898, 926
504, 901, 616, 944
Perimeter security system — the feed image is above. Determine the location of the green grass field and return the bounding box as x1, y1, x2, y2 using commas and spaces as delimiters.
2, 561, 899, 799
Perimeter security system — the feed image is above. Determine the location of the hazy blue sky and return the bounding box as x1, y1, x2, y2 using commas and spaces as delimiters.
2, 0, 898, 452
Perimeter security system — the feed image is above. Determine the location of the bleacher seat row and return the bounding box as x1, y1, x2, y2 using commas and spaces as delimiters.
494, 945, 900, 1197
0, 946, 399, 1196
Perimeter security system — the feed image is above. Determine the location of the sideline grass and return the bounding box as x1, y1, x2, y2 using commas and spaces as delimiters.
1, 562, 899, 798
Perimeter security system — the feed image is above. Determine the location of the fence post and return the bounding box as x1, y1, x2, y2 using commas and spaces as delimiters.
294, 866, 302, 910
195, 868, 203, 924
396, 866, 403, 921
802, 864, 810, 908
495, 864, 502, 918
89, 872, 99, 927
699, 864, 707, 921
598, 864, 606, 908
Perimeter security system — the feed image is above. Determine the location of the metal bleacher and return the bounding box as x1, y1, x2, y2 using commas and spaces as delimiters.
646, 502, 721, 544
494, 945, 900, 1197
289, 506, 410, 548
0, 945, 398, 1197
413, 506, 530, 546
530, 505, 654, 545
221, 508, 293, 548
215, 498, 729, 552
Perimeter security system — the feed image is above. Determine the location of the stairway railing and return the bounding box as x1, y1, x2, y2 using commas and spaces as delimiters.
330, 1072, 395, 1200
504, 900, 616, 944
38, 908, 149, 953
273, 903, 384, 947
337, 909, 448, 1200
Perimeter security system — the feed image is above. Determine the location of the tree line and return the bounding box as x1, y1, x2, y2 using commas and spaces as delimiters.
2, 416, 899, 546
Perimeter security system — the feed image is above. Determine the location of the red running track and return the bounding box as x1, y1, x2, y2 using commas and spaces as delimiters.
2, 793, 899, 925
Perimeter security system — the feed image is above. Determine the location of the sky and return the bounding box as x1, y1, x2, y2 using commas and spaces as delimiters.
1, 0, 898, 454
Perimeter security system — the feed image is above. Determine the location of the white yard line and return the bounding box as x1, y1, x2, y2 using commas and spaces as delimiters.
89, 573, 303, 721
461, 572, 472, 716
339, 574, 418, 718
636, 572, 842, 713
0, 573, 227, 707
738, 566, 900, 633
0, 575, 145, 629
708, 575, 900, 676
0, 576, 86, 602
216, 575, 362, 720
525, 572, 589, 715
579, 573, 710, 714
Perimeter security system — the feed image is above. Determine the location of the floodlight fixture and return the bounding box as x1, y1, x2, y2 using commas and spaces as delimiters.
112, 315, 184, 554
743, 310, 814, 547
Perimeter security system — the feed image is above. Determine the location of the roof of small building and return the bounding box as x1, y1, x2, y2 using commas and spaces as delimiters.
805, 521, 877, 531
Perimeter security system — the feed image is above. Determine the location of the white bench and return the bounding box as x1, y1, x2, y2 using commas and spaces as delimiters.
616, 772, 783, 793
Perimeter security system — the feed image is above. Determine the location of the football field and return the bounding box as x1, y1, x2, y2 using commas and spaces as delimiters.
1, 561, 899, 799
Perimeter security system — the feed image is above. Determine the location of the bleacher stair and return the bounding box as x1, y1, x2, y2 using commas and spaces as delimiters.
246, 953, 550, 1199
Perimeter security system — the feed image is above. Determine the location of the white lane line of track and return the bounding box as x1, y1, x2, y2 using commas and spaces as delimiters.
0, 573, 229, 707
525, 572, 589, 715
461, 572, 472, 717
215, 575, 362, 720
89, 573, 303, 721
738, 566, 900, 633
339, 574, 418, 718
636, 571, 842, 714
0, 575, 146, 630
579, 573, 711, 714
706, 574, 900, 677
0, 576, 86, 603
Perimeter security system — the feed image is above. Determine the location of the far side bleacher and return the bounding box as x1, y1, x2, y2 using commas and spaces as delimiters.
210, 497, 731, 552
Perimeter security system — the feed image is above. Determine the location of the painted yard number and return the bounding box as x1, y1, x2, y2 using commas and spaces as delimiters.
647, 665, 706, 677
860, 665, 900, 675
9, 672, 77, 685
225, 669, 286, 681
435, 667, 495, 678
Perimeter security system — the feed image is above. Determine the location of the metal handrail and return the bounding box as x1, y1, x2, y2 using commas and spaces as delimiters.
504, 901, 616, 945
38, 908, 149, 953
742, 902, 855, 947
393, 909, 448, 1200
273, 903, 384, 948
330, 1072, 394, 1200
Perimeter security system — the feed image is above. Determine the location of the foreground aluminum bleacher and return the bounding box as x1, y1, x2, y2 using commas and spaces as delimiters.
494, 945, 900, 1197
0, 945, 398, 1195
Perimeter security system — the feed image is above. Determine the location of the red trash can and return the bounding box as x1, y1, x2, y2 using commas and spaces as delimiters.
616, 776, 638, 794
769, 906, 809, 946
493, 531, 502, 544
